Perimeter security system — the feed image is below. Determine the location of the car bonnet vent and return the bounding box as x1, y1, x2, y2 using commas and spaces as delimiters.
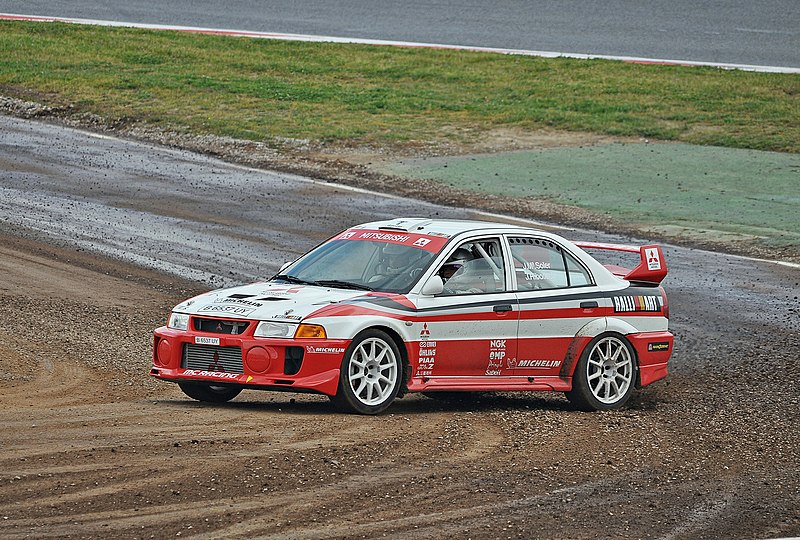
227, 294, 255, 299
257, 297, 290, 301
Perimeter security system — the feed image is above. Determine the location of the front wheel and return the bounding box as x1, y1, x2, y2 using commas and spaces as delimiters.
565, 333, 637, 411
331, 330, 402, 414
178, 382, 242, 403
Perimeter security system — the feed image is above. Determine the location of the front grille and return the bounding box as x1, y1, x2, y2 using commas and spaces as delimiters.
182, 344, 244, 373
193, 318, 251, 335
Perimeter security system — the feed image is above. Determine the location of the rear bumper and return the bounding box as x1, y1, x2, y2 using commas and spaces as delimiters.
627, 331, 673, 387
151, 326, 347, 396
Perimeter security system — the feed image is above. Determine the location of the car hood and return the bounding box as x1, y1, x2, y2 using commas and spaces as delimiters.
173, 282, 372, 322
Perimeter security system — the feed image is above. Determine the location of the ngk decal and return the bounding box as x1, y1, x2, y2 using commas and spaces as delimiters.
417, 323, 436, 377
486, 339, 507, 376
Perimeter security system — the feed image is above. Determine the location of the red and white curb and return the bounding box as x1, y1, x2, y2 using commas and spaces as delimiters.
2, 12, 798, 74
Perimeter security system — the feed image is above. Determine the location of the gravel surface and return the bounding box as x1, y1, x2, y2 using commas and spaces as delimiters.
0, 233, 797, 539
0, 106, 798, 539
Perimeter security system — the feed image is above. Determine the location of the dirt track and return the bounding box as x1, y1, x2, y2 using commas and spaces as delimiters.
1, 227, 798, 540
0, 112, 798, 539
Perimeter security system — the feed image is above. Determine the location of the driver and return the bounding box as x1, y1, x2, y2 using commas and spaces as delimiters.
376, 243, 410, 277
438, 248, 473, 283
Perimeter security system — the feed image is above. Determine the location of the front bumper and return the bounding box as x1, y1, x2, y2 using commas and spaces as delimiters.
151, 326, 349, 396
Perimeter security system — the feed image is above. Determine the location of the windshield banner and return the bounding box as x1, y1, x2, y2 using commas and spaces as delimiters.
336, 229, 448, 253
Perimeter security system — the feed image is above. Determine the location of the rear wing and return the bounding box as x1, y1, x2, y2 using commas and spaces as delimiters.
573, 242, 668, 285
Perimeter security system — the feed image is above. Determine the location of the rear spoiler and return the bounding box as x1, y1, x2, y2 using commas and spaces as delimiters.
573, 242, 668, 285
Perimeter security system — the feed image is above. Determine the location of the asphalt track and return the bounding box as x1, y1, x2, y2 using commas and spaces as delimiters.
3, 0, 798, 69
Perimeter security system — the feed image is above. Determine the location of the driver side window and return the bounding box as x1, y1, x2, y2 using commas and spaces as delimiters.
436, 238, 506, 295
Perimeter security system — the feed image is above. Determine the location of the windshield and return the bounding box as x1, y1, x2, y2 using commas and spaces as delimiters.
275, 238, 439, 293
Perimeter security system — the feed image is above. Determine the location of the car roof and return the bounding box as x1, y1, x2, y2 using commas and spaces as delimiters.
347, 218, 625, 288
352, 217, 538, 238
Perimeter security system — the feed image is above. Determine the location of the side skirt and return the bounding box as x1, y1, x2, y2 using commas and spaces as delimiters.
407, 376, 572, 393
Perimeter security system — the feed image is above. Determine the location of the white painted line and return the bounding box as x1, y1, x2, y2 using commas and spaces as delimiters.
2, 13, 798, 74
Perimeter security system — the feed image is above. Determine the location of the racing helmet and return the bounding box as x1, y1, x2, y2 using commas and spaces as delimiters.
378, 242, 410, 276
440, 247, 472, 279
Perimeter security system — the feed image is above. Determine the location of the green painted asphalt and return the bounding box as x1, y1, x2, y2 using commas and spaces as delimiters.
386, 143, 800, 247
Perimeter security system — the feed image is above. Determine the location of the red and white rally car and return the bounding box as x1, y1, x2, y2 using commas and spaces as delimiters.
151, 218, 673, 414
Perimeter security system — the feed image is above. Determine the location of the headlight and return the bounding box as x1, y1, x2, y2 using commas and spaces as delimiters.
254, 321, 297, 338
168, 312, 189, 331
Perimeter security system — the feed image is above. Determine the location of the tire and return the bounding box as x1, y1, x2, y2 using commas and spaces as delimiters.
331, 329, 402, 415
178, 382, 242, 403
565, 333, 637, 411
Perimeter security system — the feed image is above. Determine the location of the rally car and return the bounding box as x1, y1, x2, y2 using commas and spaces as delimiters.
151, 218, 673, 414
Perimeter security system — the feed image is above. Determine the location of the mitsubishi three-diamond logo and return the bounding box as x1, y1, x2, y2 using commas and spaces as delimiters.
208, 351, 224, 372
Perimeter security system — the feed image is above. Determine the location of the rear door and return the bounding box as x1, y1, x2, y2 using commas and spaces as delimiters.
508, 236, 600, 377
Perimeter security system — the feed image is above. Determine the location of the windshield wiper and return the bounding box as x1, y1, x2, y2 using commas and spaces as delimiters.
272, 274, 320, 286
315, 280, 374, 291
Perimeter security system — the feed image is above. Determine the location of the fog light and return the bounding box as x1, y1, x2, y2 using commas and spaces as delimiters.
246, 346, 277, 373
156, 338, 172, 367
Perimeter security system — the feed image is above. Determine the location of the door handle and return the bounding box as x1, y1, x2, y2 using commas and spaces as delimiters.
580, 301, 599, 309
493, 304, 513, 313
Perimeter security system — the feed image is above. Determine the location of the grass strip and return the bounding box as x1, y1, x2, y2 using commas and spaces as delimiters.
387, 143, 800, 248
1, 21, 798, 152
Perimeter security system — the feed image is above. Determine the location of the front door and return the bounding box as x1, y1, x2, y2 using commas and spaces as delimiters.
412, 237, 519, 378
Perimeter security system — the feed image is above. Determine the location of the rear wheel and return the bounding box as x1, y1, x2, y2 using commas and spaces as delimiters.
178, 382, 242, 403
331, 330, 402, 414
566, 333, 636, 411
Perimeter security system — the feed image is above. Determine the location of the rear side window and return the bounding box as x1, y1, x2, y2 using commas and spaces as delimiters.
508, 237, 593, 290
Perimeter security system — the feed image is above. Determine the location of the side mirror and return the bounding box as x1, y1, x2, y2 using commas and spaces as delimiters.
278, 261, 292, 273
421, 275, 444, 296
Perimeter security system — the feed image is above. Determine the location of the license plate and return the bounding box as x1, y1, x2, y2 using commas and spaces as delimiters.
195, 336, 220, 346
